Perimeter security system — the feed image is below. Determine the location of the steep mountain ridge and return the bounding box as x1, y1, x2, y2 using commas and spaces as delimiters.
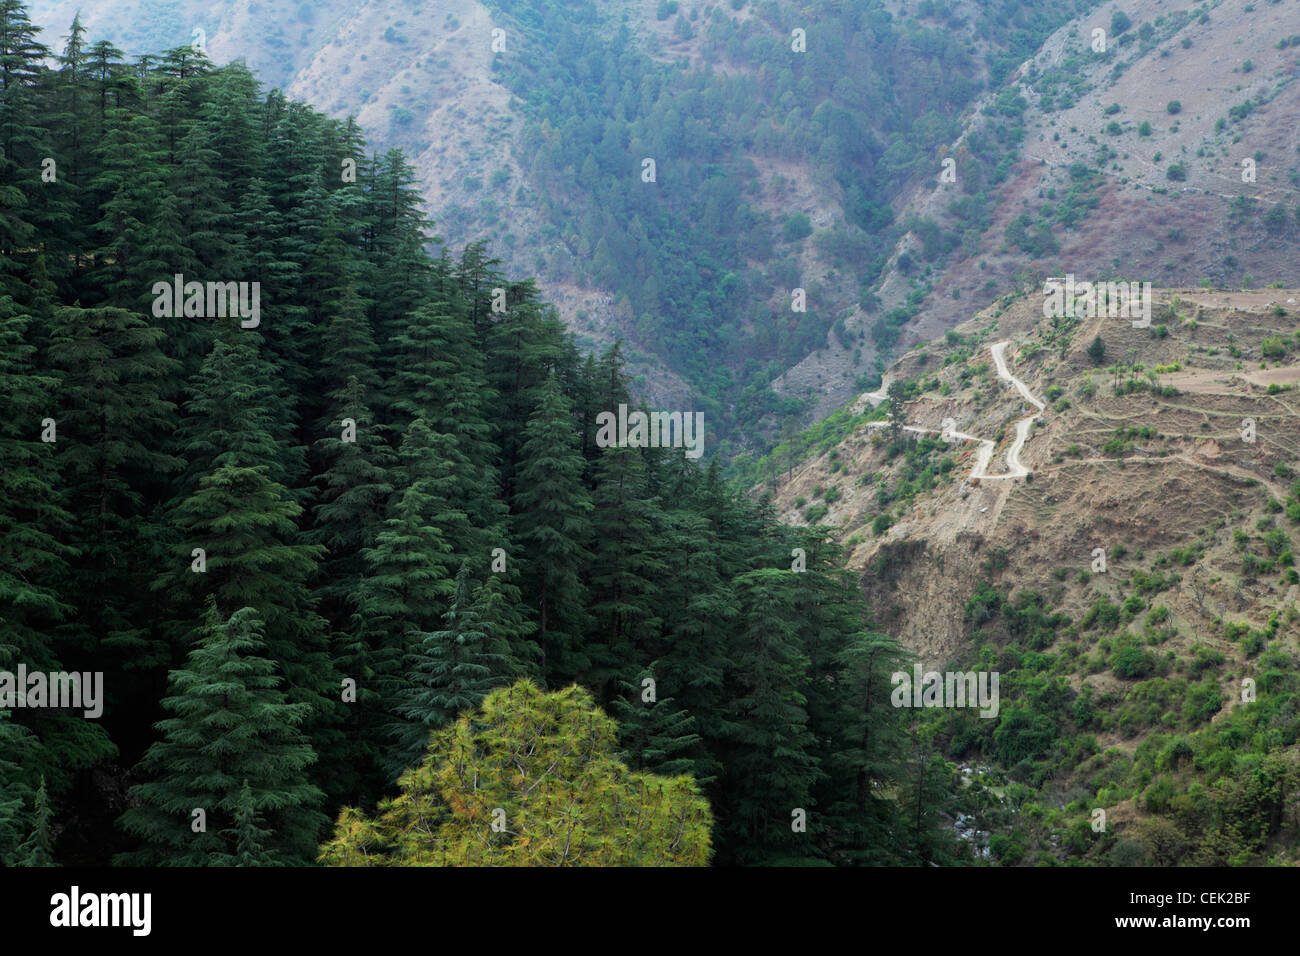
23, 0, 1123, 444
776, 0, 1300, 420
760, 285, 1300, 862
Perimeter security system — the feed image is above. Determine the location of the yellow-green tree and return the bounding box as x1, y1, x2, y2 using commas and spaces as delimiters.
319, 680, 712, 866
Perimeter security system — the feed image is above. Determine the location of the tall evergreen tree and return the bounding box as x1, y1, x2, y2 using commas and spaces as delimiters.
87, 106, 176, 311
354, 418, 461, 652
0, 1, 51, 291
362, 149, 432, 357
351, 417, 465, 774
46, 303, 179, 671
610, 668, 704, 780
389, 564, 518, 772
118, 604, 327, 866
587, 442, 665, 694
511, 372, 593, 685
717, 568, 824, 864
482, 270, 568, 496
308, 375, 395, 629
163, 459, 332, 711
823, 631, 911, 865
16, 777, 55, 866
389, 299, 504, 563
0, 297, 72, 667
169, 336, 302, 499
0, 718, 38, 864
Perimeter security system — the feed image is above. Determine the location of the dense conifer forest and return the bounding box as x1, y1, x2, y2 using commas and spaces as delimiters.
0, 1, 967, 866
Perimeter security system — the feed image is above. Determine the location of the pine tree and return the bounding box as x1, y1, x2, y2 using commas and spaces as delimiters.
388, 298, 504, 562
351, 417, 468, 776
169, 336, 302, 500
824, 631, 911, 864
717, 568, 824, 864
45, 304, 181, 502
85, 39, 130, 125
572, 353, 603, 464
171, 118, 235, 272
51, 16, 90, 176
320, 680, 712, 866
87, 106, 177, 312
389, 564, 518, 772
0, 296, 118, 813
587, 442, 665, 692
482, 270, 568, 495
17, 777, 55, 866
354, 418, 461, 662
0, 2, 52, 291
231, 781, 274, 867
118, 604, 327, 866
26, 17, 84, 290
309, 376, 395, 629
0, 296, 73, 667
1088, 334, 1106, 365
149, 46, 212, 158
0, 712, 37, 865
886, 379, 908, 439
305, 375, 395, 800
511, 372, 593, 684
0, 716, 31, 863
610, 668, 704, 780
313, 282, 380, 418
160, 335, 330, 718
479, 568, 540, 668
197, 64, 265, 209
652, 509, 733, 786
46, 303, 180, 670
164, 461, 332, 710
363, 149, 432, 355
901, 726, 958, 866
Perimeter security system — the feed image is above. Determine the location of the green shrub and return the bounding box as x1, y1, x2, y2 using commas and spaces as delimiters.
1182, 680, 1222, 725
804, 503, 828, 523
781, 213, 813, 242
1112, 645, 1156, 679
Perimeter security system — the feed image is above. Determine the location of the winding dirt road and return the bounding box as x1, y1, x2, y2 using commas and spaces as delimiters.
861, 340, 1044, 480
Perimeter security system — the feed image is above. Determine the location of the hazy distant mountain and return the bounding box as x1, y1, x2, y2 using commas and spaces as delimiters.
26, 0, 1299, 449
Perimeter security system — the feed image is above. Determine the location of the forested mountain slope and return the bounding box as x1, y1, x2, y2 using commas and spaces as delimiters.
10, 0, 1299, 871
1, 1, 978, 867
